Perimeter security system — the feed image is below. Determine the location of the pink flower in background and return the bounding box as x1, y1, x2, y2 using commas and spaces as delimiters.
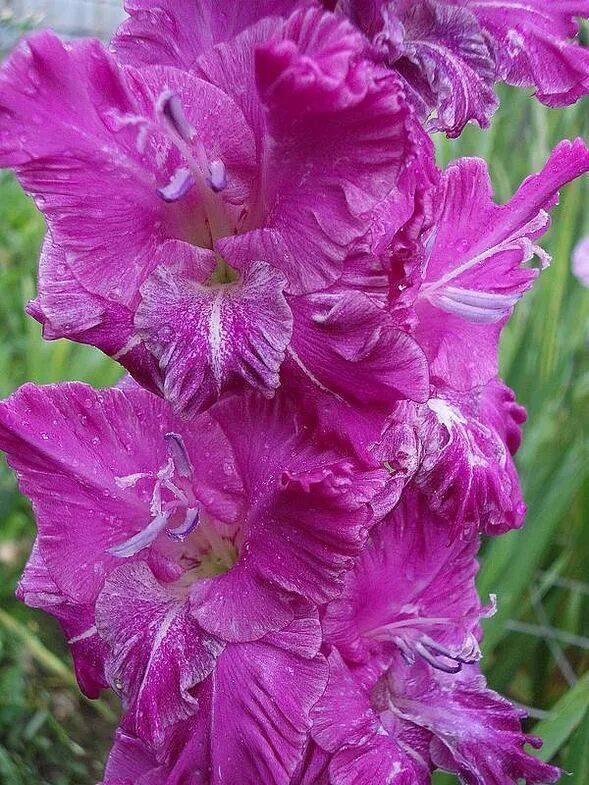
572, 234, 589, 286
331, 0, 589, 135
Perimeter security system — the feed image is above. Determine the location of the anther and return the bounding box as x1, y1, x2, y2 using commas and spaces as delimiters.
157, 167, 195, 203
167, 507, 200, 541
159, 91, 195, 143
414, 641, 463, 674
165, 433, 194, 478
207, 160, 227, 193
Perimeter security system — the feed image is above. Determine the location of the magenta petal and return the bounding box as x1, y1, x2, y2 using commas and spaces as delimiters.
253, 6, 424, 294
256, 7, 372, 114
124, 615, 327, 785
290, 291, 430, 407
392, 663, 561, 785
0, 384, 172, 602
28, 237, 161, 394
312, 651, 431, 785
17, 542, 108, 699
103, 729, 159, 785
312, 649, 377, 751
479, 379, 527, 456
191, 455, 371, 641
0, 33, 165, 304
379, 385, 526, 537
421, 392, 526, 537
190, 563, 296, 643
330, 737, 430, 785
323, 492, 483, 664
293, 745, 331, 785
96, 561, 224, 749
254, 466, 371, 605
112, 0, 299, 68
136, 241, 293, 416
337, 0, 498, 136
416, 140, 589, 389
193, 618, 327, 785
202, 392, 375, 638
470, 0, 589, 107
391, 0, 499, 136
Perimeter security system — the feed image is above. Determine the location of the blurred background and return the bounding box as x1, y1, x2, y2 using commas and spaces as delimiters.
0, 6, 588, 785
2, 0, 124, 39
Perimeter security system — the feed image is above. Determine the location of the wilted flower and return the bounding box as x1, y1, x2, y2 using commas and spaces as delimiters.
374, 379, 527, 537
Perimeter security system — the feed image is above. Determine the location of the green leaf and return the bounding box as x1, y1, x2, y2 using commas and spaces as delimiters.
532, 671, 589, 762
564, 709, 589, 783
479, 444, 587, 653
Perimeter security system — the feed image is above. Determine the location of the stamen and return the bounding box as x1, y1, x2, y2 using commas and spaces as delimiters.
414, 641, 463, 674
383, 460, 399, 475
155, 92, 234, 242
167, 507, 200, 541
110, 446, 237, 574
207, 160, 227, 193
108, 513, 170, 558
367, 615, 456, 639
68, 626, 98, 645
419, 634, 458, 659
392, 635, 415, 665
165, 433, 194, 478
421, 633, 481, 665
159, 91, 195, 144
157, 167, 195, 203
150, 468, 164, 516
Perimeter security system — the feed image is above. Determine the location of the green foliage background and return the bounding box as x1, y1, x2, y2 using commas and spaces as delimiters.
0, 42, 587, 785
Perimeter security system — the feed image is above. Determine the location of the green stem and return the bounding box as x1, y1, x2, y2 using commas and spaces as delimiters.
0, 608, 117, 723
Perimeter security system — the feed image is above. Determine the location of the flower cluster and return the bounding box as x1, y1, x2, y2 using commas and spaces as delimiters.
0, 2, 588, 784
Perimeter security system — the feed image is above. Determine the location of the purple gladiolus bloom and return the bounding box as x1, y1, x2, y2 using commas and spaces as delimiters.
313, 497, 560, 785
415, 139, 589, 390
332, 0, 589, 135
0, 382, 386, 762
375, 379, 528, 537
0, 6, 433, 417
